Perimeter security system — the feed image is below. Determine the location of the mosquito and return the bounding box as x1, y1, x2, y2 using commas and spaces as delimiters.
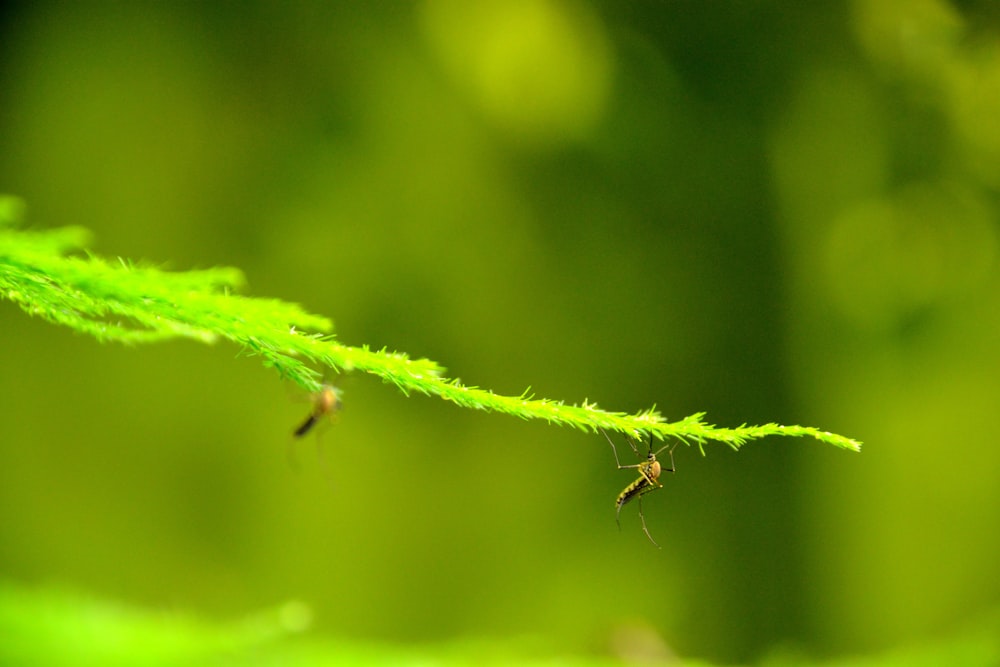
602, 429, 677, 548
293, 383, 342, 438
287, 382, 344, 477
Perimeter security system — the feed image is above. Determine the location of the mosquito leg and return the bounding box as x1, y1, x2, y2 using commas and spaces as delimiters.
625, 434, 642, 458
602, 429, 643, 471
663, 443, 677, 474
602, 428, 625, 468
637, 495, 662, 549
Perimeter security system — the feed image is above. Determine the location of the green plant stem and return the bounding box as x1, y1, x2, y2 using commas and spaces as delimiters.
0, 195, 861, 453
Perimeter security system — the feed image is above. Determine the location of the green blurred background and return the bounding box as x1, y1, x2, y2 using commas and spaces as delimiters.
2, 1, 999, 664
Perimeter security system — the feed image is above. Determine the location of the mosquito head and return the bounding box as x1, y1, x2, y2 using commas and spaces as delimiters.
326, 384, 343, 412
654, 441, 678, 468
316, 384, 343, 414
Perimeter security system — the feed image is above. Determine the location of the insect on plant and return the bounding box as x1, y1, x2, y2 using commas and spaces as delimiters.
293, 383, 343, 438
602, 429, 677, 548
286, 382, 344, 481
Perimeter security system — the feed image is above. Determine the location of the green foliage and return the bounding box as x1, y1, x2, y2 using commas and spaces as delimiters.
0, 584, 631, 666
3, 583, 998, 667
0, 195, 860, 452
0, 583, 308, 667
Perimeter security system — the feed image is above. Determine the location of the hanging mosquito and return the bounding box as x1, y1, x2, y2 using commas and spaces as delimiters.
602, 429, 677, 548
293, 383, 342, 437
285, 381, 344, 481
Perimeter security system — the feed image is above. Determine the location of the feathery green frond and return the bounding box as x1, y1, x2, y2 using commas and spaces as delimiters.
0, 196, 861, 452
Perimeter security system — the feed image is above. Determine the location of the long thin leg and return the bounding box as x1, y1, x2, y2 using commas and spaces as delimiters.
655, 442, 678, 474
656, 442, 678, 472
602, 429, 643, 470
637, 494, 661, 549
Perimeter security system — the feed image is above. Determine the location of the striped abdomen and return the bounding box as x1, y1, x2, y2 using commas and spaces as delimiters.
616, 475, 653, 512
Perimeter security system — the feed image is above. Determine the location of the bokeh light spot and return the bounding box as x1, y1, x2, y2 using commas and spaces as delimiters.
420, 0, 613, 147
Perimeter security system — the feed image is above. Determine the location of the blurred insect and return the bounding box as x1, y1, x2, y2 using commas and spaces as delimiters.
287, 382, 344, 479
602, 429, 677, 548
293, 383, 343, 438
